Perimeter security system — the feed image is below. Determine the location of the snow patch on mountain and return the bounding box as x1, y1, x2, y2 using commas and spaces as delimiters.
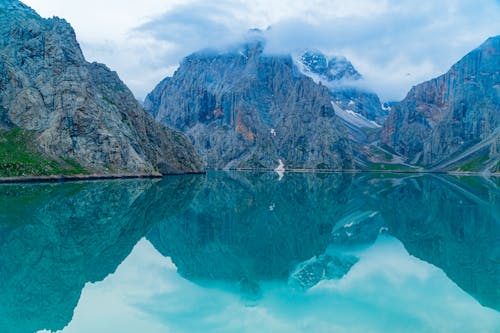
332, 102, 381, 129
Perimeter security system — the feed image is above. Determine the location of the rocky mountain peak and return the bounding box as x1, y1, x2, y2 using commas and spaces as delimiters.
145, 40, 353, 170
300, 51, 362, 82
296, 50, 386, 125
300, 51, 328, 75
0, 0, 203, 175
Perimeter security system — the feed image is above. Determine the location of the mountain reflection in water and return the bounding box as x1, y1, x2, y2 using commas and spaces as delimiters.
0, 172, 498, 332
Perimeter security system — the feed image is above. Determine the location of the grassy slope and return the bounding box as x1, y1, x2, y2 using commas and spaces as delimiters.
453, 154, 490, 172
0, 128, 87, 177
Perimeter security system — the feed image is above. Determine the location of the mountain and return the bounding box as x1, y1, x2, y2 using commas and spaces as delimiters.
293, 50, 396, 169
0, 0, 203, 176
296, 50, 387, 125
144, 39, 353, 170
382, 36, 500, 172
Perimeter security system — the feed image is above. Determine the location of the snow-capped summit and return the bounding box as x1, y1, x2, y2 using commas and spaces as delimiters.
300, 51, 361, 82
296, 50, 387, 126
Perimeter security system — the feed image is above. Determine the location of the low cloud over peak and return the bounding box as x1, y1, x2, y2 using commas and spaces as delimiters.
25, 0, 500, 101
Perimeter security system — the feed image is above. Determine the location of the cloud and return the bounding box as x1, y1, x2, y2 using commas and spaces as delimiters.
23, 0, 500, 101
135, 1, 248, 63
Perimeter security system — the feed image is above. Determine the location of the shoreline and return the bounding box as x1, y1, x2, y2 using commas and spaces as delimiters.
227, 168, 500, 177
0, 171, 205, 184
0, 168, 497, 184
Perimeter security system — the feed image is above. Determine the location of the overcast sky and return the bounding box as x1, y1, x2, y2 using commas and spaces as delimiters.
23, 0, 500, 101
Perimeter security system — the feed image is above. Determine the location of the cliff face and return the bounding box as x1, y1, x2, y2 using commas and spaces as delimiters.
382, 36, 500, 171
0, 0, 203, 175
145, 41, 353, 170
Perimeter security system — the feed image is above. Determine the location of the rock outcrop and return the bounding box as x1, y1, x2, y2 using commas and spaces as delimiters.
0, 0, 203, 175
145, 39, 353, 170
382, 36, 500, 172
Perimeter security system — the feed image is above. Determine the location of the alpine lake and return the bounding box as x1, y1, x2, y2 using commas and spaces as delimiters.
0, 171, 499, 332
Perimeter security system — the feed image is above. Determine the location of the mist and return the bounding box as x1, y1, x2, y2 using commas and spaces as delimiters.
24, 0, 500, 101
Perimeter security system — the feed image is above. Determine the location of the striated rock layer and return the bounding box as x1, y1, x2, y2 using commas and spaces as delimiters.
0, 0, 203, 175
382, 36, 500, 172
145, 40, 353, 170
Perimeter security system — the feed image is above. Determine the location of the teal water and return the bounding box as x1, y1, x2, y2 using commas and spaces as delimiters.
0, 172, 499, 333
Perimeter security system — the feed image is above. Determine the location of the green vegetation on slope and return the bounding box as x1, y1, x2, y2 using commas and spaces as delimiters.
455, 154, 489, 172
0, 128, 88, 177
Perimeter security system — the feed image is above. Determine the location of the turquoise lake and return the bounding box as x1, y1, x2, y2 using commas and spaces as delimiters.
0, 172, 499, 332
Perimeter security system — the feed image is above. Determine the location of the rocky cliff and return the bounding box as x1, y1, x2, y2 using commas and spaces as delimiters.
145, 40, 353, 170
382, 36, 500, 172
0, 0, 203, 175
295, 50, 392, 168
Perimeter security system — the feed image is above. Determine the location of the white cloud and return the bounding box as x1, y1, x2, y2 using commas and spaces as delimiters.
22, 0, 500, 101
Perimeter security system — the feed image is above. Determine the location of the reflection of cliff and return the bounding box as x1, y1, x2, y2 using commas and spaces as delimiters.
0, 176, 201, 333
379, 176, 500, 311
148, 172, 357, 286
149, 172, 499, 312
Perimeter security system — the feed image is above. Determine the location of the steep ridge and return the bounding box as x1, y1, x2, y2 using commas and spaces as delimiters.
0, 0, 203, 176
382, 36, 500, 172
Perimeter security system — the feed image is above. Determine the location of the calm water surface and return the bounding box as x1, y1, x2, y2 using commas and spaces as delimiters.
0, 172, 499, 332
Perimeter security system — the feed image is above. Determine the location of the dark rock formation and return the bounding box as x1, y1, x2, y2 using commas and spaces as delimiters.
145, 40, 353, 170
0, 0, 203, 175
382, 36, 500, 171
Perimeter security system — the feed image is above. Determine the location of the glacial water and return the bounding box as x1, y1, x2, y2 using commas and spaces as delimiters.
0, 172, 498, 333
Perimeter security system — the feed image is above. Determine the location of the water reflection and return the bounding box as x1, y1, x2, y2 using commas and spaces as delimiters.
0, 172, 498, 332
0, 176, 202, 333
147, 173, 353, 286
379, 175, 500, 311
